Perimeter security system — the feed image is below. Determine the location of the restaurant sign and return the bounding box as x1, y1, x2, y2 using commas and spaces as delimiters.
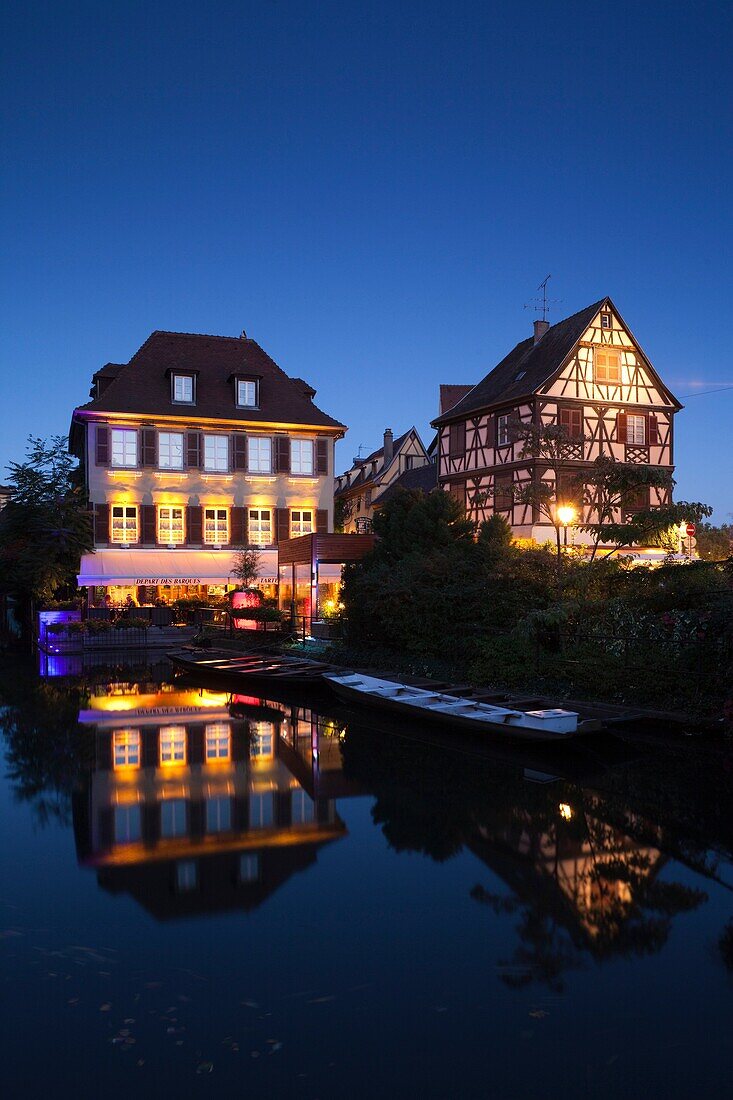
134, 577, 202, 585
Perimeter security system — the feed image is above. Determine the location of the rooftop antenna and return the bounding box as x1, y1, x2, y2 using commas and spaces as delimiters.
353, 443, 367, 464
524, 274, 562, 321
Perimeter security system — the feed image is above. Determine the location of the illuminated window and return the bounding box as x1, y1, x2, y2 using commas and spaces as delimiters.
110, 505, 138, 544
112, 728, 141, 768
239, 853, 260, 883
204, 434, 229, 472
247, 436, 272, 473
158, 506, 185, 545
110, 429, 137, 467
172, 374, 194, 403
626, 414, 646, 445
237, 379, 258, 407
291, 789, 315, 825
176, 860, 197, 891
205, 723, 231, 761
290, 509, 313, 537
206, 796, 231, 833
251, 721, 274, 758
497, 414, 511, 448
290, 439, 314, 475
249, 508, 272, 545
114, 804, 141, 843
204, 508, 228, 545
161, 798, 187, 837
594, 348, 621, 384
158, 431, 184, 469
249, 791, 274, 829
159, 725, 186, 765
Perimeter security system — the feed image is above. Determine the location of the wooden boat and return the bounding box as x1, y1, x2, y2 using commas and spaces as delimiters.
323, 672, 584, 741
167, 648, 342, 688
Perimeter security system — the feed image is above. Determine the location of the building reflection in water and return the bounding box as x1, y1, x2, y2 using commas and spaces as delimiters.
74, 681, 353, 919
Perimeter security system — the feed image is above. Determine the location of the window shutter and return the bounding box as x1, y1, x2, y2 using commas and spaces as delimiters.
95, 426, 109, 466
275, 436, 290, 473
616, 412, 628, 443
141, 428, 156, 467
140, 504, 156, 545
186, 431, 202, 468
187, 505, 202, 545
648, 414, 659, 445
448, 482, 465, 507
276, 507, 290, 544
232, 432, 247, 470
572, 409, 583, 438
316, 438, 328, 475
94, 502, 109, 543
485, 415, 495, 449
316, 508, 328, 534
230, 507, 248, 546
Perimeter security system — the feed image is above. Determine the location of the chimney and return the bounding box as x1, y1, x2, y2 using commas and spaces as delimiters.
533, 319, 550, 345
383, 428, 394, 466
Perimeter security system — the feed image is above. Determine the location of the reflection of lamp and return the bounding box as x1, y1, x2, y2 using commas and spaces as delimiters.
558, 802, 573, 820
556, 504, 576, 547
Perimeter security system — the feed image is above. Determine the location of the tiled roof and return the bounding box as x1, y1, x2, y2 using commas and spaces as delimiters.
439, 384, 473, 415
433, 299, 607, 425
375, 462, 438, 505
75, 331, 345, 430
334, 429, 416, 496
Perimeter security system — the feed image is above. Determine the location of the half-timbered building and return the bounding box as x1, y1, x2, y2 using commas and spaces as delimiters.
432, 298, 681, 544
334, 427, 431, 533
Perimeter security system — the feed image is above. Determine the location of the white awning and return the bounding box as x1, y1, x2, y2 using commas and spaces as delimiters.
77, 549, 279, 587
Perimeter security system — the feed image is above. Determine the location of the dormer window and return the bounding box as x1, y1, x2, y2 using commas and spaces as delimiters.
172, 373, 195, 404
237, 379, 258, 408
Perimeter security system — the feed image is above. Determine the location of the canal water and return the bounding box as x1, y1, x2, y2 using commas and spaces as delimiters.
1, 654, 731, 1099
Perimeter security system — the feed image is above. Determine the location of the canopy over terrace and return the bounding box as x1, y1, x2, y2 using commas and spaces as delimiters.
277, 534, 375, 624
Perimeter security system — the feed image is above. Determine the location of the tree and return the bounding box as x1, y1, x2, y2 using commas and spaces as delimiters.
511, 421, 587, 562
578, 456, 711, 560
0, 436, 92, 615
695, 523, 733, 562
230, 547, 261, 589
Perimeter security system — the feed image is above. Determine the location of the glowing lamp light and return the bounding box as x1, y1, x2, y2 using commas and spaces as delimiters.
556, 505, 576, 527
558, 803, 573, 820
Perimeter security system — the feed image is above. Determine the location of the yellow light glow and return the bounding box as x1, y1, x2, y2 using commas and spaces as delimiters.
556, 505, 576, 526
558, 803, 573, 820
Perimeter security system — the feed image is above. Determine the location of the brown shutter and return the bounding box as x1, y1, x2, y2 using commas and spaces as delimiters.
617, 412, 628, 443
276, 508, 290, 544
449, 422, 466, 457
187, 505, 203, 545
275, 436, 290, 473
316, 509, 328, 534
95, 426, 109, 465
231, 507, 248, 546
572, 409, 583, 438
316, 438, 328, 475
485, 415, 495, 449
142, 428, 156, 467
94, 502, 109, 543
232, 432, 247, 470
140, 504, 156, 545
186, 431, 202, 468
648, 413, 659, 445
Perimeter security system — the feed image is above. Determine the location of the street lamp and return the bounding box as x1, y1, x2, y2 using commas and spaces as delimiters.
556, 504, 576, 548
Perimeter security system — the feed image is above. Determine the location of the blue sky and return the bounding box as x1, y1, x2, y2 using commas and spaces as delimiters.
1, 0, 731, 518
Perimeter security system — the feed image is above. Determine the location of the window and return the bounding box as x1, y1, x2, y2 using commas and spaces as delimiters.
364, 488, 372, 507
114, 804, 141, 844
158, 506, 185, 544
559, 407, 583, 439
161, 798, 187, 838
172, 374, 194, 403
205, 723, 231, 761
291, 789, 315, 825
206, 796, 231, 833
623, 485, 650, 513
239, 853, 260, 883
449, 422, 466, 456
110, 505, 138, 544
237, 379, 258, 407
290, 439, 314, 475
249, 508, 272, 545
158, 432, 184, 469
600, 312, 612, 330
247, 436, 272, 473
203, 435, 229, 472
113, 728, 141, 768
249, 791, 274, 829
110, 429, 137, 467
594, 348, 621, 384
176, 860, 197, 892
290, 509, 313, 537
497, 414, 512, 448
494, 474, 513, 511
626, 414, 646, 445
159, 725, 186, 766
251, 721, 274, 759
204, 508, 228, 545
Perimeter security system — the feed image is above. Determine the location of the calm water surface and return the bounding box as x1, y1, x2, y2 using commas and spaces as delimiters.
1, 654, 732, 1098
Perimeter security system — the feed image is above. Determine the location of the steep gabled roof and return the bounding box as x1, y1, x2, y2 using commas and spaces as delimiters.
439, 384, 474, 415
74, 331, 345, 430
374, 461, 438, 506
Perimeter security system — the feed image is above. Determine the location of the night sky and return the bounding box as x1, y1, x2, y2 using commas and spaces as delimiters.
2, 1, 731, 518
